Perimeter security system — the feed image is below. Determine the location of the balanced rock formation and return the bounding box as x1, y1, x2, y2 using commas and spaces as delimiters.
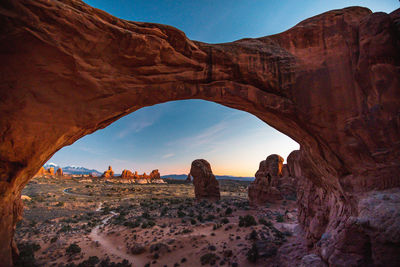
249, 154, 285, 205
56, 168, 63, 176
102, 166, 114, 178
0, 1, 399, 266
189, 159, 220, 201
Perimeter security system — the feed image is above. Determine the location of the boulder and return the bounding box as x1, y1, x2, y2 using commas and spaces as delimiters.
189, 159, 220, 201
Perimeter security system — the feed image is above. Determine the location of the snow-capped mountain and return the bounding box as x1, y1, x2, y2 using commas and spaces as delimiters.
43, 164, 101, 176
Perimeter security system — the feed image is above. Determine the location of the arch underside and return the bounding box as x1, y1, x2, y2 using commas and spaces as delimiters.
0, 1, 399, 266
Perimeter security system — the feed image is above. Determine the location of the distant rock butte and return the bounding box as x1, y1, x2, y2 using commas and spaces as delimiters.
189, 159, 220, 201
0, 1, 399, 266
56, 168, 63, 176
102, 166, 114, 178
120, 169, 160, 180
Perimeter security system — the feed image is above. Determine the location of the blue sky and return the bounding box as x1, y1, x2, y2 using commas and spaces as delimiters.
48, 0, 398, 176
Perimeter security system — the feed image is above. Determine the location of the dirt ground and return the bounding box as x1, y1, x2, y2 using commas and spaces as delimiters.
15, 176, 299, 267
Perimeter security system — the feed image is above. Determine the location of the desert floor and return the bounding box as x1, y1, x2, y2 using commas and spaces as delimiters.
15, 176, 299, 267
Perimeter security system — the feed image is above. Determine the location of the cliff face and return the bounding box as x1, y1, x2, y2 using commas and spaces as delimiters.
0, 1, 399, 265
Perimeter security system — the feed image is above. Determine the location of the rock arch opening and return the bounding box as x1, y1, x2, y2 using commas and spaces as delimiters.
1, 1, 399, 266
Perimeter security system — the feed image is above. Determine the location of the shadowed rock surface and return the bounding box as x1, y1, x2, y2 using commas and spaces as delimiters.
56, 168, 63, 176
249, 151, 300, 205
0, 1, 399, 266
248, 154, 284, 204
190, 159, 221, 201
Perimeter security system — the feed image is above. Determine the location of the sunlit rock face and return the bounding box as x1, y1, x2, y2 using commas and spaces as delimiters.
102, 166, 115, 178
0, 0, 399, 265
190, 159, 221, 201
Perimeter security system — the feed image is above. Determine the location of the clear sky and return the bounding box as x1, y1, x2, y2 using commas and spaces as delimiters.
47, 0, 398, 176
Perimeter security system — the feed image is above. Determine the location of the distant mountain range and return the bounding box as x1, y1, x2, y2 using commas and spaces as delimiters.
161, 174, 254, 181
43, 163, 102, 176
43, 163, 254, 180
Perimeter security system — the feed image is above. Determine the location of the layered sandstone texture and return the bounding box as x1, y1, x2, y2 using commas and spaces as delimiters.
0, 0, 399, 266
249, 152, 299, 205
248, 154, 285, 204
189, 159, 221, 201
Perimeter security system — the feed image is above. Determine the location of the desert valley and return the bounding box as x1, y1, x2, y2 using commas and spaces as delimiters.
16, 155, 299, 267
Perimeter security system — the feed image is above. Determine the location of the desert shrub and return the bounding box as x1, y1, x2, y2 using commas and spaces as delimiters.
276, 214, 284, 222
141, 211, 151, 219
77, 256, 100, 267
205, 214, 216, 221
197, 214, 204, 222
177, 210, 186, 218
190, 218, 197, 225
200, 253, 219, 265
66, 243, 81, 255
160, 207, 168, 216
59, 224, 72, 233
225, 207, 233, 215
249, 230, 258, 240
221, 218, 229, 224
259, 218, 273, 227
213, 224, 222, 230
246, 243, 259, 262
239, 215, 257, 227
50, 236, 58, 243
182, 228, 193, 234
14, 242, 41, 267
56, 201, 64, 207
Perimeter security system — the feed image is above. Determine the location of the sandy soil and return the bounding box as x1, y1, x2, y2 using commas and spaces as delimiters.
15, 176, 298, 267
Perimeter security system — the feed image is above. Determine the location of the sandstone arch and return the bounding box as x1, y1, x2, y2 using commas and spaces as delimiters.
0, 1, 399, 266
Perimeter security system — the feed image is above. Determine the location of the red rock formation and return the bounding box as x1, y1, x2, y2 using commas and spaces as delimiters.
35, 167, 47, 176
47, 167, 55, 176
121, 169, 133, 179
56, 168, 63, 176
149, 169, 160, 180
102, 166, 114, 178
190, 159, 220, 201
0, 1, 399, 265
248, 154, 284, 205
